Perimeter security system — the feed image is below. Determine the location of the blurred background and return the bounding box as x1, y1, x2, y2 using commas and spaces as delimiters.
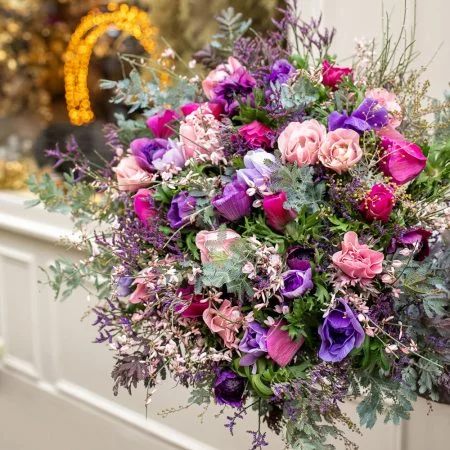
0, 1, 449, 450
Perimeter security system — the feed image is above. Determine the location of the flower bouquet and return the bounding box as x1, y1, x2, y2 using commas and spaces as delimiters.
28, 2, 450, 449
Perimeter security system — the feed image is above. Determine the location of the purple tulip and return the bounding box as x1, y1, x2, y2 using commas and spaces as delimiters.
286, 246, 314, 270
146, 109, 179, 138
116, 276, 133, 297
214, 369, 246, 408
267, 320, 304, 367
213, 67, 256, 115
237, 149, 277, 189
388, 228, 432, 261
212, 179, 252, 221
130, 138, 169, 173
280, 267, 314, 299
167, 192, 197, 229
238, 321, 268, 367
328, 98, 389, 134
318, 298, 365, 363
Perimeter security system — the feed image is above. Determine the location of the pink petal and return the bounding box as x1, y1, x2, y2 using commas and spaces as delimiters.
267, 320, 304, 367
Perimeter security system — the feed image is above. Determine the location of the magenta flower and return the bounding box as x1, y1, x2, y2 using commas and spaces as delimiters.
238, 120, 273, 149
379, 137, 427, 184
238, 321, 268, 367
181, 102, 223, 119
212, 179, 252, 221
267, 320, 304, 367
280, 266, 313, 299
322, 60, 352, 90
167, 192, 197, 229
328, 98, 389, 134
262, 192, 296, 232
146, 109, 179, 138
134, 188, 157, 226
359, 184, 395, 223
267, 59, 295, 85
318, 298, 365, 362
130, 137, 169, 173
175, 286, 208, 318
213, 369, 246, 408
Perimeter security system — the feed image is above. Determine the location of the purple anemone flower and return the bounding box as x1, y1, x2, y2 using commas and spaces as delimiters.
167, 192, 197, 229
280, 266, 313, 299
237, 149, 278, 189
286, 246, 315, 270
130, 138, 169, 173
212, 179, 252, 221
318, 298, 365, 363
267, 59, 295, 85
238, 321, 268, 368
214, 369, 246, 408
388, 228, 432, 261
328, 98, 389, 134
214, 67, 256, 115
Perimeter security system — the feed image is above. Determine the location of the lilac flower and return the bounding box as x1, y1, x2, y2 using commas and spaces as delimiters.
212, 179, 252, 221
130, 138, 169, 173
214, 67, 256, 115
168, 192, 197, 229
237, 149, 278, 189
267, 59, 295, 85
214, 369, 246, 408
238, 321, 268, 368
328, 98, 389, 134
280, 266, 313, 298
318, 298, 365, 362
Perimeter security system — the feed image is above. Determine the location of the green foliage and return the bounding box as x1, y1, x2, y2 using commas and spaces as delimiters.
100, 67, 197, 116
233, 358, 274, 398
351, 336, 391, 375
280, 74, 321, 110
356, 374, 416, 429
285, 208, 324, 243
210, 7, 252, 56
26, 173, 70, 215
43, 256, 111, 301
188, 380, 213, 406
270, 165, 325, 214
402, 359, 443, 402
283, 295, 322, 341
241, 214, 288, 252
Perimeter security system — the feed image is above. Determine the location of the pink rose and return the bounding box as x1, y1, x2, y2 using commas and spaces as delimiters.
267, 320, 304, 367
359, 184, 395, 223
322, 60, 353, 90
379, 137, 427, 184
318, 128, 363, 174
278, 119, 326, 167
262, 192, 296, 232
202, 57, 243, 100
366, 88, 402, 129
195, 229, 241, 263
359, 184, 395, 222
114, 156, 152, 192
146, 109, 179, 139
239, 120, 273, 149
134, 188, 157, 225
203, 299, 243, 348
332, 231, 384, 281
179, 104, 223, 158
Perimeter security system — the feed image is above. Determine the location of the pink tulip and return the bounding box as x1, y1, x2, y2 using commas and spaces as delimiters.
146, 109, 179, 138
267, 320, 304, 367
